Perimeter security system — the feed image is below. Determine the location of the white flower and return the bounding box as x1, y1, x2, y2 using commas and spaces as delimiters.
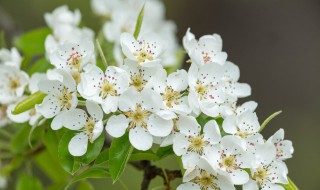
120, 32, 166, 67
222, 110, 264, 149
243, 142, 288, 190
205, 135, 253, 185
187, 63, 226, 117
183, 28, 227, 66
173, 117, 221, 169
78, 65, 130, 114
0, 48, 22, 68
153, 69, 191, 116
91, 0, 121, 16
61, 100, 104, 156
0, 65, 29, 104
177, 158, 235, 190
267, 129, 294, 160
105, 87, 173, 151
36, 69, 77, 128
44, 5, 81, 29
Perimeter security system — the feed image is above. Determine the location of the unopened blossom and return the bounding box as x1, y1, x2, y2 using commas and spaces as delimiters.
0, 48, 22, 68
0, 65, 29, 104
61, 101, 104, 156
177, 158, 235, 190
205, 135, 253, 185
222, 110, 264, 148
243, 142, 288, 190
183, 28, 227, 66
36, 69, 78, 129
106, 87, 173, 151
120, 32, 166, 67
268, 129, 294, 160
153, 69, 191, 116
44, 5, 81, 29
78, 64, 130, 114
173, 117, 221, 169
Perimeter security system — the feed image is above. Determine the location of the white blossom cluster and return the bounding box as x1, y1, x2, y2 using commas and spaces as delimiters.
0, 4, 295, 190
91, 0, 180, 67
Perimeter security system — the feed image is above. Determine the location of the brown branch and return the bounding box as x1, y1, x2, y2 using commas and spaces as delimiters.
130, 160, 182, 190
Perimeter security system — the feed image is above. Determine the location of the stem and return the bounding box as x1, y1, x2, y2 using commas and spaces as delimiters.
118, 179, 129, 190
259, 110, 282, 132
96, 39, 108, 68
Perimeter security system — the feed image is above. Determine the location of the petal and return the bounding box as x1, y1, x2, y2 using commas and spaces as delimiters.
203, 120, 221, 144
156, 110, 177, 120
173, 133, 190, 156
6, 104, 30, 123
38, 79, 61, 94
222, 116, 237, 134
101, 96, 119, 114
255, 142, 276, 166
62, 109, 87, 130
236, 101, 258, 115
221, 135, 246, 155
268, 128, 284, 144
129, 126, 153, 151
167, 70, 188, 92
176, 115, 201, 136
106, 114, 130, 138
182, 152, 200, 169
51, 111, 66, 130
228, 169, 249, 185
35, 94, 62, 118
233, 83, 251, 98
86, 100, 103, 120
120, 33, 139, 60
92, 120, 103, 142
147, 114, 173, 137
141, 88, 163, 112
177, 182, 200, 190
68, 132, 89, 156
243, 180, 259, 190
188, 90, 201, 116
262, 183, 285, 190
29, 73, 46, 93
118, 87, 140, 111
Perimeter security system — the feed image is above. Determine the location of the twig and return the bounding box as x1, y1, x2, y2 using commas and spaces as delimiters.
130, 161, 182, 190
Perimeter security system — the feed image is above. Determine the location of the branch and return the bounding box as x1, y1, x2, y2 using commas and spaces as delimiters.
130, 160, 182, 190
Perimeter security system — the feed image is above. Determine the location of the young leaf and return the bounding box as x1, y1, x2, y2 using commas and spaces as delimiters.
16, 175, 43, 190
65, 165, 110, 190
129, 150, 159, 162
58, 131, 82, 174
156, 145, 174, 159
133, 3, 145, 39
81, 133, 105, 165
12, 91, 46, 115
94, 149, 109, 166
259, 110, 282, 132
14, 27, 51, 56
282, 177, 299, 190
109, 133, 134, 183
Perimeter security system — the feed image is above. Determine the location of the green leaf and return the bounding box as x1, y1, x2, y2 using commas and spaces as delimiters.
14, 28, 51, 56
94, 149, 109, 166
133, 4, 145, 39
281, 177, 299, 190
259, 110, 282, 132
65, 165, 110, 190
109, 133, 134, 183
77, 181, 94, 190
12, 91, 46, 115
81, 133, 105, 165
58, 131, 82, 174
156, 145, 174, 159
16, 175, 43, 190
28, 57, 53, 75
129, 150, 159, 162
11, 124, 31, 154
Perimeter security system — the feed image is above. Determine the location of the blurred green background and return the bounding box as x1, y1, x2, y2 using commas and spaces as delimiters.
1, 0, 319, 189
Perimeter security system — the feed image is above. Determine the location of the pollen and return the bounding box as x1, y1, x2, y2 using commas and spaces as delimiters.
195, 80, 209, 100
130, 74, 146, 92
191, 170, 220, 190
187, 135, 209, 155
100, 79, 117, 98
162, 86, 182, 108
124, 105, 150, 129
83, 117, 96, 142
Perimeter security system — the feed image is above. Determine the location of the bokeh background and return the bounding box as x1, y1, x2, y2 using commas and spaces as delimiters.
1, 0, 319, 189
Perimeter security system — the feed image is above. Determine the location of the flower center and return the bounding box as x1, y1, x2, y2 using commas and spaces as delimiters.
100, 79, 117, 98
9, 77, 20, 90
188, 135, 209, 155
252, 167, 271, 186
195, 80, 209, 100
72, 71, 81, 84
67, 51, 82, 70
202, 51, 212, 63
124, 105, 150, 129
236, 128, 252, 139
219, 154, 238, 172
59, 87, 74, 110
29, 108, 37, 116
191, 170, 220, 190
130, 74, 145, 92
133, 44, 154, 64
83, 117, 96, 142
162, 86, 182, 108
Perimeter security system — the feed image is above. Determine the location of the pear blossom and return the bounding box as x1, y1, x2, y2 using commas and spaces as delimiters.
153, 69, 191, 116
120, 32, 166, 67
36, 69, 78, 129
268, 129, 294, 160
0, 48, 22, 68
173, 118, 221, 169
61, 101, 104, 156
205, 136, 253, 185
44, 5, 81, 29
78, 64, 130, 114
105, 87, 173, 150
183, 28, 227, 66
243, 142, 288, 190
177, 158, 235, 190
0, 65, 29, 104
91, 0, 121, 16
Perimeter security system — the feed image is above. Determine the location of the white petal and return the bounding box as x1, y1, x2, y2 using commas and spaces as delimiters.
203, 120, 221, 144
255, 142, 276, 166
62, 109, 87, 130
221, 135, 246, 155
106, 114, 130, 138
167, 70, 188, 92
222, 116, 237, 134
177, 182, 200, 190
92, 120, 103, 142
101, 96, 119, 114
51, 111, 66, 130
262, 183, 285, 190
243, 180, 259, 190
68, 132, 89, 156
233, 83, 251, 98
6, 104, 30, 123
236, 101, 258, 115
173, 133, 190, 156
118, 87, 139, 111
147, 114, 173, 137
86, 100, 103, 120
176, 115, 201, 136
29, 73, 46, 93
35, 94, 62, 118
156, 110, 177, 120
228, 169, 249, 185
129, 126, 153, 151
141, 88, 163, 112
38, 80, 61, 94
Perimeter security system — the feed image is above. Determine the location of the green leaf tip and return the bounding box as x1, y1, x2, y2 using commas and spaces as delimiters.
133, 3, 145, 39
12, 91, 46, 115
281, 177, 299, 190
259, 110, 282, 132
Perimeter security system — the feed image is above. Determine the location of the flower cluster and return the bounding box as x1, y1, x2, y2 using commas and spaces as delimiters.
0, 3, 295, 190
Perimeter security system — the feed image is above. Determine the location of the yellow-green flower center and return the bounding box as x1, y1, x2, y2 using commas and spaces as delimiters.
188, 135, 209, 155
124, 105, 150, 129
191, 170, 220, 190
162, 86, 182, 108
